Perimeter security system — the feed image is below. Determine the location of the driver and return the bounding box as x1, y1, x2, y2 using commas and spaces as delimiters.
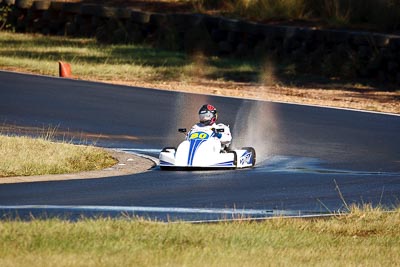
189, 104, 232, 151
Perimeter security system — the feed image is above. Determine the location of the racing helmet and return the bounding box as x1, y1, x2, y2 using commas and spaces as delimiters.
198, 104, 218, 126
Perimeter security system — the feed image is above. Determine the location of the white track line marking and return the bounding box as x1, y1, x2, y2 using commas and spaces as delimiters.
0, 205, 273, 215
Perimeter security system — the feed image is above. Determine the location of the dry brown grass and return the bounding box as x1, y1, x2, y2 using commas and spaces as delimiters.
0, 206, 399, 267
0, 134, 117, 177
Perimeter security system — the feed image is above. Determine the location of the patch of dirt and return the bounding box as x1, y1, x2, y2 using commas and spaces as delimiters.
99, 77, 400, 114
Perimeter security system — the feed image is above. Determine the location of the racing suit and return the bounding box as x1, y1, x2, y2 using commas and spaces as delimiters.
190, 122, 232, 151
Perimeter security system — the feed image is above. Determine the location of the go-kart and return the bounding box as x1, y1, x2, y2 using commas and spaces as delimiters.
159, 128, 256, 170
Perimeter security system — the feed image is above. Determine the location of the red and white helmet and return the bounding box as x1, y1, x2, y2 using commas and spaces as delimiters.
198, 104, 218, 126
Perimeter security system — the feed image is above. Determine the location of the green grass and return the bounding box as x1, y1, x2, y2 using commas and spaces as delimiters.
0, 134, 117, 177
0, 31, 261, 84
0, 206, 399, 267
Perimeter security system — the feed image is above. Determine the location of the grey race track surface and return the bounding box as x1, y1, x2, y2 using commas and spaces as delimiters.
0, 71, 399, 221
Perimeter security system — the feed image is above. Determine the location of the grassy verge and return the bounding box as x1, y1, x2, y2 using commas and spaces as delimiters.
0, 31, 257, 83
0, 134, 117, 177
0, 205, 399, 267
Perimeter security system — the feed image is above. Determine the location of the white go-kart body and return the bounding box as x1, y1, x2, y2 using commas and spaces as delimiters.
159, 128, 256, 170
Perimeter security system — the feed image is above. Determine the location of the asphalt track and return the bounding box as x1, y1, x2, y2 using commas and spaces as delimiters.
0, 71, 399, 221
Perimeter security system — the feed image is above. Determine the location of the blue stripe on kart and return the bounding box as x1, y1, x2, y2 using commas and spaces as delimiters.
212, 161, 234, 167
187, 139, 206, 166
159, 160, 174, 166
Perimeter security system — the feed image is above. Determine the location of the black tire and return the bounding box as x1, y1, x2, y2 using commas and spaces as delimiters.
227, 151, 237, 167
131, 10, 150, 24
80, 4, 101, 16
62, 2, 80, 14
161, 147, 176, 153
116, 8, 131, 19
99, 6, 116, 19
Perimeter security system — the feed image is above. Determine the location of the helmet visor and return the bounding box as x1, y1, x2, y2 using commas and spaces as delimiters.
199, 111, 213, 123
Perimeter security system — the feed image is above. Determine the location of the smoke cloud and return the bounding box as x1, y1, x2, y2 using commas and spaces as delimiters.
232, 100, 280, 162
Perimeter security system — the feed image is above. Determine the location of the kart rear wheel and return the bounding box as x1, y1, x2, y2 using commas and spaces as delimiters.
161, 147, 176, 153
227, 151, 237, 166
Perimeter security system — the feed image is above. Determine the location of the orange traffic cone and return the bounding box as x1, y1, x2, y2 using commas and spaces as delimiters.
59, 61, 72, 78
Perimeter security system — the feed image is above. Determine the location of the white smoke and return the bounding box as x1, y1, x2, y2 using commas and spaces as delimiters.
232, 100, 280, 162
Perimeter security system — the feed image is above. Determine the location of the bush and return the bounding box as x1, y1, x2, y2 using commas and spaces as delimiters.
0, 5, 12, 31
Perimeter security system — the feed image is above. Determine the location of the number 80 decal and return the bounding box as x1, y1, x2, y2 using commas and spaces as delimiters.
189, 132, 209, 140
